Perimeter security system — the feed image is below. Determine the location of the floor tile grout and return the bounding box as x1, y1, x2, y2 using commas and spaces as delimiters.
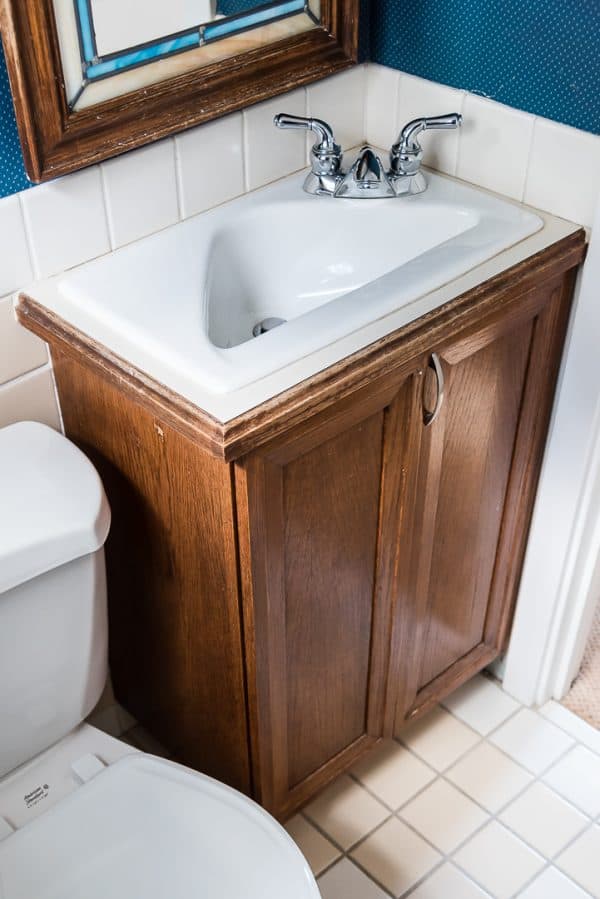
301, 679, 598, 898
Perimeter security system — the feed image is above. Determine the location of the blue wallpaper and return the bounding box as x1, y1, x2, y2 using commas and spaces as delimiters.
1, 1, 599, 199
371, 0, 600, 135
0, 44, 31, 197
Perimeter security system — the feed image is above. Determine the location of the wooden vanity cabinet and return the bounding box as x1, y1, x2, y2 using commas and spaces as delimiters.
17, 230, 585, 820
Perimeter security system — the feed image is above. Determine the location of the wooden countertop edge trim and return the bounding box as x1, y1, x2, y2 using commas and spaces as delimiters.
16, 229, 586, 462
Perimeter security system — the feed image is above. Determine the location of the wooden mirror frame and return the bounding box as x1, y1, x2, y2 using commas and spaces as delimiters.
0, 0, 359, 183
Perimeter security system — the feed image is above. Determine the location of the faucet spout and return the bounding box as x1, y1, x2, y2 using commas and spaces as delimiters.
334, 147, 395, 198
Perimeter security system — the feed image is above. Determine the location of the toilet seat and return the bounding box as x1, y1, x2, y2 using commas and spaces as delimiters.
0, 753, 320, 898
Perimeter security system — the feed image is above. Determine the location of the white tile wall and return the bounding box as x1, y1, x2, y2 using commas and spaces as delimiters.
176, 112, 244, 217
102, 139, 179, 248
307, 66, 367, 152
366, 64, 600, 227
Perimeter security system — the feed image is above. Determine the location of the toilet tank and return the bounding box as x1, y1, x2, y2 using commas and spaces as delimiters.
0, 421, 111, 778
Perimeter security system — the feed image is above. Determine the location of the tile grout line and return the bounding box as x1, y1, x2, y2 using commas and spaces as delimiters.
306, 692, 596, 898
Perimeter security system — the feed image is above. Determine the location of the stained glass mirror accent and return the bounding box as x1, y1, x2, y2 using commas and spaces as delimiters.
55, 0, 320, 109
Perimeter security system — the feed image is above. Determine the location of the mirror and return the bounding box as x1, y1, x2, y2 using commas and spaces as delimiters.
1, 0, 358, 181
55, 0, 321, 109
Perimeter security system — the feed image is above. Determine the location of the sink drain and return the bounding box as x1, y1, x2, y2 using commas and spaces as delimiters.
252, 317, 286, 337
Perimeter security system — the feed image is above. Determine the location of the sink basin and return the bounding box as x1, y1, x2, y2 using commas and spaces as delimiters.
206, 198, 479, 349
25, 168, 547, 409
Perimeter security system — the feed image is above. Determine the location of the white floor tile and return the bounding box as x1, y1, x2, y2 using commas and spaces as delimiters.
499, 782, 588, 857
540, 701, 600, 757
556, 825, 600, 897
446, 741, 533, 813
442, 676, 519, 735
399, 779, 487, 853
520, 866, 593, 899
489, 708, 574, 774
543, 745, 600, 818
351, 740, 436, 809
304, 774, 390, 850
317, 858, 391, 899
399, 707, 480, 771
285, 814, 341, 876
453, 821, 545, 899
351, 817, 441, 897
408, 863, 493, 898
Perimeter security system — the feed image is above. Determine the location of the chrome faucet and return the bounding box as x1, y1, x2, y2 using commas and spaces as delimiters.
273, 111, 462, 198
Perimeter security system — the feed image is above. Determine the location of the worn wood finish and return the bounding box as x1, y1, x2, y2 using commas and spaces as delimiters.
16, 229, 586, 463
20, 233, 585, 820
0, 0, 358, 182
50, 348, 251, 793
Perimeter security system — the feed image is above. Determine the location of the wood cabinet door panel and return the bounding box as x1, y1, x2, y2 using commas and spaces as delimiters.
236, 372, 423, 817
393, 276, 575, 728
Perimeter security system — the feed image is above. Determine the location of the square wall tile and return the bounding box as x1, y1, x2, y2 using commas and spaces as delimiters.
351, 740, 435, 809
365, 64, 401, 150
399, 779, 487, 854
318, 858, 390, 899
21, 167, 110, 278
304, 774, 389, 850
0, 297, 48, 385
0, 367, 61, 431
176, 113, 244, 217
399, 706, 480, 771
307, 66, 366, 151
409, 863, 493, 899
244, 88, 307, 191
556, 825, 600, 897
499, 782, 588, 858
457, 94, 534, 201
285, 814, 341, 876
446, 741, 533, 814
489, 708, 574, 774
454, 821, 545, 899
397, 74, 465, 175
351, 816, 441, 896
543, 744, 600, 818
524, 118, 600, 227
102, 140, 179, 248
442, 675, 519, 735
520, 866, 592, 899
0, 195, 32, 296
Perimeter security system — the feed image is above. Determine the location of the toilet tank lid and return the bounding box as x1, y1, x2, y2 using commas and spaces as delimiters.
0, 421, 110, 595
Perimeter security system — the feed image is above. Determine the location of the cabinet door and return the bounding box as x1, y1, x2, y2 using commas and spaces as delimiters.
392, 277, 574, 729
235, 373, 423, 818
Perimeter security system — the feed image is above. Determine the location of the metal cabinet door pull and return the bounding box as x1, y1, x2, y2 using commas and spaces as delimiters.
423, 353, 445, 426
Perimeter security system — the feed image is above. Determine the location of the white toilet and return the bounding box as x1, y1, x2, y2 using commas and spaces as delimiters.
0, 421, 320, 899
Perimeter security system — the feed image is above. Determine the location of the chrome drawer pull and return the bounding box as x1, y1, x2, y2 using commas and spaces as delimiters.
423, 352, 445, 426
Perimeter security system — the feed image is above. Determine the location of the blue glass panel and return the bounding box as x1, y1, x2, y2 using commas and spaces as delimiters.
75, 0, 96, 63
86, 32, 200, 79
204, 0, 304, 40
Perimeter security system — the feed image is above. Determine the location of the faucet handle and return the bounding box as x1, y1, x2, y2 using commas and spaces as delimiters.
273, 113, 340, 155
274, 113, 343, 193
390, 113, 462, 175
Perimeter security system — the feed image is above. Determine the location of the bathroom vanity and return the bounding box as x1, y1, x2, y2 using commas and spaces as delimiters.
17, 171, 585, 820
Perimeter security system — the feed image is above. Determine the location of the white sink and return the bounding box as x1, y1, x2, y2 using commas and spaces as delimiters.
25, 168, 550, 411
206, 197, 479, 349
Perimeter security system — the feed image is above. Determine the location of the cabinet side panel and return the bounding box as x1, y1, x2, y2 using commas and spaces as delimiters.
417, 323, 533, 688
284, 413, 384, 786
50, 348, 251, 792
